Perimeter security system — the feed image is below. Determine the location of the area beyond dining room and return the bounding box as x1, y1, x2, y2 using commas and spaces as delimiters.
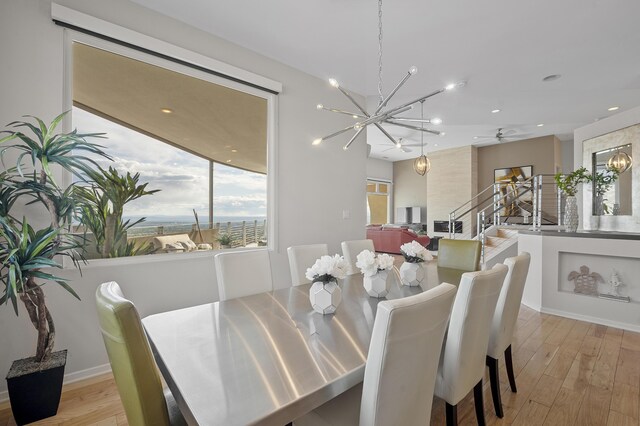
2, 0, 640, 425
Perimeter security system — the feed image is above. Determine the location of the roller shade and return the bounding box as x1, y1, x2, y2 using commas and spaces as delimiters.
73, 43, 267, 174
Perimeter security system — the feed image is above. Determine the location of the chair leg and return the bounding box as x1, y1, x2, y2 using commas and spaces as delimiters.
505, 344, 517, 392
486, 356, 504, 418
474, 380, 486, 426
446, 403, 458, 426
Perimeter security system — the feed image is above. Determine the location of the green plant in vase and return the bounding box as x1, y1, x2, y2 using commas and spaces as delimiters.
592, 167, 619, 215
554, 167, 591, 232
0, 114, 109, 423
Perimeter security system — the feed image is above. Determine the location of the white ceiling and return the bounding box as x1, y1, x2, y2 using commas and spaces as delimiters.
131, 0, 640, 161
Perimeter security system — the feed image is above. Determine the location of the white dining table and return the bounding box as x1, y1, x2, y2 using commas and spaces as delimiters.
142, 262, 463, 425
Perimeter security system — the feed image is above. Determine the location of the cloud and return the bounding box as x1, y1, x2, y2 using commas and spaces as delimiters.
73, 108, 267, 218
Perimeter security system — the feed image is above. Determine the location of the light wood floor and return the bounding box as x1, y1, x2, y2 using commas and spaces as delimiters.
2, 305, 639, 425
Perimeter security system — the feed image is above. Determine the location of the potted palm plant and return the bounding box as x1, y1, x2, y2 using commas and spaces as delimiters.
0, 114, 109, 424
76, 166, 159, 258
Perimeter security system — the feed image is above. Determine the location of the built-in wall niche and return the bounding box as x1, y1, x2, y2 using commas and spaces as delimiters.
558, 251, 640, 303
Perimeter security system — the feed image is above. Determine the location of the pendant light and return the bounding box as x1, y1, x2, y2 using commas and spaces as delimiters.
313, 0, 464, 150
413, 101, 431, 175
607, 147, 632, 173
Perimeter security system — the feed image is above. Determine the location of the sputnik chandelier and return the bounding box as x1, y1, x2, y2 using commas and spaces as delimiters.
313, 0, 465, 151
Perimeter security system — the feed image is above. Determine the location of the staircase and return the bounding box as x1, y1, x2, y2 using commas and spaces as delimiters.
448, 174, 565, 265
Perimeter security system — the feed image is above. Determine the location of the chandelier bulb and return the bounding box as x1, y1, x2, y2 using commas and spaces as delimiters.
431, 117, 443, 125
409, 66, 418, 75
312, 138, 323, 146
343, 145, 349, 151
316, 104, 324, 110
445, 83, 456, 91
329, 78, 339, 88
354, 123, 363, 130
395, 141, 402, 148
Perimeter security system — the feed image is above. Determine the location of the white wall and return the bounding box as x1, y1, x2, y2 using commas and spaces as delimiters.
574, 105, 640, 231
0, 0, 367, 396
366, 157, 393, 181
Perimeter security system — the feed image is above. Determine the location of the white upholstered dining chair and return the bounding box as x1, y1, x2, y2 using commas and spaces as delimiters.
435, 263, 508, 426
214, 250, 273, 301
295, 283, 457, 426
341, 239, 375, 275
287, 244, 329, 286
486, 252, 531, 418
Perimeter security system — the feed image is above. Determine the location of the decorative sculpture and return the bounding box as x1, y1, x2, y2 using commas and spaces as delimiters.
598, 269, 630, 302
568, 265, 603, 296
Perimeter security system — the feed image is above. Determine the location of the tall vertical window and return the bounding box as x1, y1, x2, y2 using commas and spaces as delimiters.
71, 41, 272, 258
367, 180, 390, 225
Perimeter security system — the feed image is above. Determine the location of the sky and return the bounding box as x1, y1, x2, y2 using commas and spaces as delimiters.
73, 107, 267, 220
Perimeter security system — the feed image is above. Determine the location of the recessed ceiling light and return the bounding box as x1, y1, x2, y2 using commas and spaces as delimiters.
434, 143, 439, 147
161, 108, 173, 114
491, 109, 501, 113
608, 106, 620, 111
537, 123, 544, 127
439, 132, 446, 137
542, 74, 562, 82
473, 136, 479, 140
231, 149, 238, 153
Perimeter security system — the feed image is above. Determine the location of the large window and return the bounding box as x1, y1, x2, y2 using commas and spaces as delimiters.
367, 180, 391, 225
70, 40, 274, 258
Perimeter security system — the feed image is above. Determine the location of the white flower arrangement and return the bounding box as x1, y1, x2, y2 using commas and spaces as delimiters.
355, 250, 395, 277
400, 240, 432, 263
305, 254, 348, 283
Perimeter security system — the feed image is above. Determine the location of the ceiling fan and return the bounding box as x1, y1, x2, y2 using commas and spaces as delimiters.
380, 137, 423, 153
473, 128, 530, 144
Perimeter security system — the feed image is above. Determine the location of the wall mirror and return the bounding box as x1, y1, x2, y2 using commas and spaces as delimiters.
592, 144, 633, 215
583, 123, 639, 219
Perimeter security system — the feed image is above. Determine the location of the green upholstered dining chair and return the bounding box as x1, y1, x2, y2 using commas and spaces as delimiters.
437, 239, 482, 272
96, 282, 186, 426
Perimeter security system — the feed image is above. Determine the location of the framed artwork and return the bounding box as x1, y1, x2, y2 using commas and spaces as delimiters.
494, 165, 533, 217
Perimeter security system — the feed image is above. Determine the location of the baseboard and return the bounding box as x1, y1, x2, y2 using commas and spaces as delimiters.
521, 300, 542, 312
539, 306, 640, 333
0, 363, 112, 403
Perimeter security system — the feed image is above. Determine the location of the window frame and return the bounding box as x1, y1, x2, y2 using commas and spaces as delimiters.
366, 178, 393, 225
61, 29, 278, 267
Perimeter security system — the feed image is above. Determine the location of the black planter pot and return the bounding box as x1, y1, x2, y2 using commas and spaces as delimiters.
6, 350, 67, 425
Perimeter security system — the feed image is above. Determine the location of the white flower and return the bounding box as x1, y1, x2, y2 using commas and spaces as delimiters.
400, 240, 432, 263
376, 253, 395, 271
356, 250, 378, 277
306, 254, 348, 282
356, 250, 395, 277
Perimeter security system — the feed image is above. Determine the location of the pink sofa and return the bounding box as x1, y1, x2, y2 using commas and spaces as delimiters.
366, 226, 430, 254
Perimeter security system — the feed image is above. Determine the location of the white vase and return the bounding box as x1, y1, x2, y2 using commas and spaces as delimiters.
309, 280, 342, 315
363, 270, 391, 298
564, 195, 579, 233
399, 262, 426, 287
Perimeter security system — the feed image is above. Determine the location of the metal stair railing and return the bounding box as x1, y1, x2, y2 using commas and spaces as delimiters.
448, 174, 564, 263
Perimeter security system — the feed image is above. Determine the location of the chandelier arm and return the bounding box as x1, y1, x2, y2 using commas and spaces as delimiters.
382, 88, 446, 118
344, 128, 365, 150
390, 118, 432, 123
320, 106, 367, 118
384, 120, 441, 135
357, 105, 414, 129
374, 70, 413, 115
319, 125, 358, 141
373, 123, 398, 145
336, 86, 370, 116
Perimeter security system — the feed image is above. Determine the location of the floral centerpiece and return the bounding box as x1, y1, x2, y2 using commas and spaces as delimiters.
399, 240, 433, 286
306, 254, 348, 314
400, 240, 433, 263
356, 250, 395, 298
